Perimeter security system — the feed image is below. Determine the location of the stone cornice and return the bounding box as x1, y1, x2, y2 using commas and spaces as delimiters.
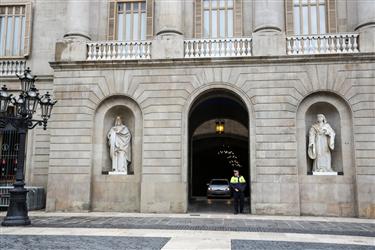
49, 53, 375, 71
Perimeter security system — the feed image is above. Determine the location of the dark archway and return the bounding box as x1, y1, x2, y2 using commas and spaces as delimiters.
188, 89, 250, 213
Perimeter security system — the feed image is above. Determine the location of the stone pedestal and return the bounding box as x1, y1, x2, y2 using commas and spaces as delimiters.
55, 39, 87, 62
252, 32, 286, 56
108, 172, 127, 176
152, 35, 184, 59
312, 172, 338, 176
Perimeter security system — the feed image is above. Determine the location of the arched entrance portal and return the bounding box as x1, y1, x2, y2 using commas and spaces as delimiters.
188, 90, 250, 213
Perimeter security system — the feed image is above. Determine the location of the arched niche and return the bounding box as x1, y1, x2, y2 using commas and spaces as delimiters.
91, 95, 142, 212
297, 92, 356, 217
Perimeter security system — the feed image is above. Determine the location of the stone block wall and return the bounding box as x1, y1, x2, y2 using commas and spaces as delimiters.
45, 55, 375, 218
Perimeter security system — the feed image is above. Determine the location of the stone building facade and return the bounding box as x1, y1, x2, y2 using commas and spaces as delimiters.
0, 0, 374, 218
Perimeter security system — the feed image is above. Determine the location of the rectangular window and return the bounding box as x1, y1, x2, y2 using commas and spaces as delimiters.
293, 0, 326, 35
0, 5, 28, 57
116, 1, 146, 41
203, 0, 234, 38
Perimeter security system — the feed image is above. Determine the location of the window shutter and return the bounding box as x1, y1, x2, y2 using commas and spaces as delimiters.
146, 0, 153, 39
285, 0, 294, 36
24, 2, 32, 57
234, 0, 242, 37
107, 0, 116, 40
327, 0, 337, 33
194, 0, 202, 38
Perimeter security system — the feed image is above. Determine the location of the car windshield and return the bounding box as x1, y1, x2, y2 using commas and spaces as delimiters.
210, 180, 228, 185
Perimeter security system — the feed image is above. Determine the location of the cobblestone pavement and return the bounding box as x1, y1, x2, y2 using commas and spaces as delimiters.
1, 235, 170, 250
1, 214, 374, 249
3, 215, 373, 237
231, 240, 375, 250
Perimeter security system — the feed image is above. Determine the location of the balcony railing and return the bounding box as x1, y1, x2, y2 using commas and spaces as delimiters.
287, 33, 359, 55
87, 40, 152, 60
184, 38, 252, 58
0, 60, 26, 76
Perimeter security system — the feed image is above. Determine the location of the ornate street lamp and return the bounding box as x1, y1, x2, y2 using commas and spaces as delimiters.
0, 68, 57, 226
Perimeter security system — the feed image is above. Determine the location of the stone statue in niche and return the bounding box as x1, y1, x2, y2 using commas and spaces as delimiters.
308, 114, 336, 173
107, 116, 132, 174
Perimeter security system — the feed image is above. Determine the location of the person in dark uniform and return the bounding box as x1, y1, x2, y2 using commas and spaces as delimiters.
230, 169, 246, 214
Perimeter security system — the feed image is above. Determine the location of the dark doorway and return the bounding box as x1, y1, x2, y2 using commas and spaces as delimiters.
188, 90, 250, 213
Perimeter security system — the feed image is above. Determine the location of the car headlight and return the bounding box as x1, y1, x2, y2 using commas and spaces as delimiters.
208, 187, 212, 191
225, 188, 230, 191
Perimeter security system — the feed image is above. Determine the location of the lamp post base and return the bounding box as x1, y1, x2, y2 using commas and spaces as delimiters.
1, 187, 30, 226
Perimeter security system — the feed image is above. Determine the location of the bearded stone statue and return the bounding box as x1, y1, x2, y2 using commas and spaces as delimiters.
308, 114, 336, 173
107, 116, 131, 174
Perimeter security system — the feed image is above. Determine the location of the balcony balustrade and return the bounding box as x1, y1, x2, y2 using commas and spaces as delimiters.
0, 60, 26, 77
85, 33, 362, 61
87, 40, 152, 61
184, 38, 252, 58
287, 33, 359, 55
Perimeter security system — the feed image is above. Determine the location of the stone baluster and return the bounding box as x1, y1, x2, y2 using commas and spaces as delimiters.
353, 35, 359, 52
348, 35, 353, 53
185, 41, 190, 58
97, 43, 102, 59
286, 37, 292, 55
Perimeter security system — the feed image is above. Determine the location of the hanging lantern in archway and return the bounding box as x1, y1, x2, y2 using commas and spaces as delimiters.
215, 120, 225, 134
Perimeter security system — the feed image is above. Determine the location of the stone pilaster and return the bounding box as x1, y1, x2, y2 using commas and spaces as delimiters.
252, 0, 286, 56
355, 1, 375, 52
152, 0, 184, 59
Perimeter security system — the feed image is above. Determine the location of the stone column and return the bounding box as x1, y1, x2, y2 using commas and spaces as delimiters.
64, 0, 91, 40
252, 0, 286, 56
355, 0, 375, 52
152, 0, 184, 59
154, 0, 183, 36
55, 0, 90, 61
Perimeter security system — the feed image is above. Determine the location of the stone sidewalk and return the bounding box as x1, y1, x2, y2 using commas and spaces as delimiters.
1, 212, 374, 249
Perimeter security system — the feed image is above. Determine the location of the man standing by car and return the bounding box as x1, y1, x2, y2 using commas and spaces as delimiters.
230, 169, 246, 214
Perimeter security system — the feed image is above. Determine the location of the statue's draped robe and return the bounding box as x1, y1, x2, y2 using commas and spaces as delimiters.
107, 125, 131, 173
308, 123, 335, 172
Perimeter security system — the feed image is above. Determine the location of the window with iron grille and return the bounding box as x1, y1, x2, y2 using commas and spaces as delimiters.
0, 107, 20, 186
